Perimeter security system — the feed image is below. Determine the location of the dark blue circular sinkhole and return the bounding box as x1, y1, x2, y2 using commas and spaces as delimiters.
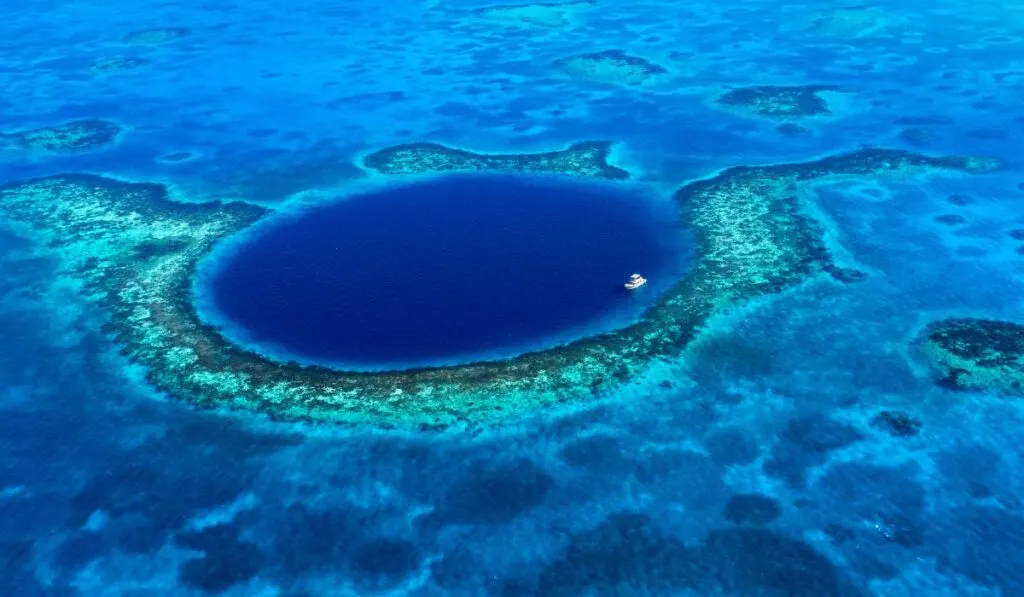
196, 173, 693, 371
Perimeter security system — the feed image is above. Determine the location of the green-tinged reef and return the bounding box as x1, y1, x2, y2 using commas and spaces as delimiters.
917, 318, 1024, 395
361, 141, 629, 179
123, 27, 191, 44
553, 50, 668, 86
470, 1, 594, 26
91, 56, 151, 74
717, 85, 840, 118
0, 146, 998, 431
0, 119, 122, 153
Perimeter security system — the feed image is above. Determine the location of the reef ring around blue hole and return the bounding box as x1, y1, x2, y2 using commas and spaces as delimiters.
192, 172, 694, 372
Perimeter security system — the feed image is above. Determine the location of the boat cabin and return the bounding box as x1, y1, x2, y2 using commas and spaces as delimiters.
625, 273, 647, 290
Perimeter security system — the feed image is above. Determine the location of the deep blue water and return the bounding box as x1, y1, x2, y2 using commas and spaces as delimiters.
1, 0, 1024, 596
202, 174, 689, 369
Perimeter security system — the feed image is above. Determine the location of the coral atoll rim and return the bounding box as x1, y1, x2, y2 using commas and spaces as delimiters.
0, 141, 998, 431
552, 50, 668, 86
917, 317, 1024, 395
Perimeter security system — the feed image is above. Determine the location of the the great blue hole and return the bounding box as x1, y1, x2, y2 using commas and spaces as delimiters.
196, 173, 693, 371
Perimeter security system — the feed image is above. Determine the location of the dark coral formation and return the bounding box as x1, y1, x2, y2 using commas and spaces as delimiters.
946, 193, 973, 206
813, 462, 927, 578
0, 119, 121, 153
56, 413, 300, 575
899, 126, 938, 147
260, 503, 422, 589
166, 506, 421, 593
764, 414, 863, 489
532, 512, 860, 596
552, 50, 668, 86
362, 140, 629, 179
934, 213, 966, 226
704, 427, 760, 466
176, 144, 365, 203
417, 458, 553, 533
175, 525, 265, 593
870, 410, 922, 437
717, 85, 840, 118
0, 147, 999, 430
91, 56, 151, 74
559, 434, 628, 469
918, 318, 1024, 395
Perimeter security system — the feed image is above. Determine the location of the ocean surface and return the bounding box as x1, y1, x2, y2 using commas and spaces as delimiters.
0, 0, 1023, 596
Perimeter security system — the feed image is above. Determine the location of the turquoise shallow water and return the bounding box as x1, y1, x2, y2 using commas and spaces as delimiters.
1, 0, 1024, 595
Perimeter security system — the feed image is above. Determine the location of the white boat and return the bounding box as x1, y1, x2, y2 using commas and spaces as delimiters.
624, 273, 647, 290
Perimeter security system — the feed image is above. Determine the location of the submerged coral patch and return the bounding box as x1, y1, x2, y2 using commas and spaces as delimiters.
532, 512, 858, 595
717, 85, 840, 118
362, 141, 628, 178
0, 119, 121, 153
870, 410, 922, 437
776, 123, 810, 137
169, 144, 366, 204
0, 145, 998, 431
91, 56, 151, 74
552, 50, 668, 86
917, 318, 1024, 395
899, 126, 937, 147
470, 1, 594, 26
123, 27, 191, 44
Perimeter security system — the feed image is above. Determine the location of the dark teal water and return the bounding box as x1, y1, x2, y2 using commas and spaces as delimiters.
202, 174, 689, 369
